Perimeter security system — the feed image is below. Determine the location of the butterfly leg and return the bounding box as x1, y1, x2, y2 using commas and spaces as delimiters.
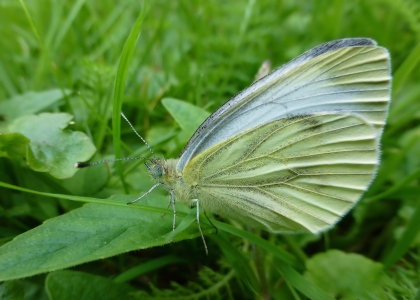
127, 182, 162, 204
156, 184, 177, 243
204, 211, 218, 234
159, 198, 171, 219
168, 188, 176, 242
192, 199, 208, 255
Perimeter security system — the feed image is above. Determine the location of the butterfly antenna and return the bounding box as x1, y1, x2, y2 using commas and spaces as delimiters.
76, 156, 149, 168
121, 112, 156, 160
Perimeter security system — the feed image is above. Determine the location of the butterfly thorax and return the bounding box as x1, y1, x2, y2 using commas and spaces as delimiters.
151, 158, 196, 207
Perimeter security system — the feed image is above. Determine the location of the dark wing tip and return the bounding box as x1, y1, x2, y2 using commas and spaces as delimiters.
307, 38, 377, 59
325, 38, 377, 47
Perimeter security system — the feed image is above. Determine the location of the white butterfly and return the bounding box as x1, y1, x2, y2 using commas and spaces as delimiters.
80, 38, 392, 254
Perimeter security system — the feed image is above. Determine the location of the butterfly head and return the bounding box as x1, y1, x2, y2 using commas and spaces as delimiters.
145, 159, 164, 180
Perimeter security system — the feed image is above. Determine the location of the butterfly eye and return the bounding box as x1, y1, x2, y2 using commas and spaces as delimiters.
152, 164, 163, 178
145, 161, 163, 179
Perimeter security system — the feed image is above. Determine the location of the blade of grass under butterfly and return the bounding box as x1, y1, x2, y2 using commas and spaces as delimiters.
212, 220, 301, 268
212, 223, 327, 298
210, 234, 260, 295
382, 200, 420, 270
112, 1, 149, 193
277, 264, 335, 300
366, 167, 420, 203
113, 255, 185, 283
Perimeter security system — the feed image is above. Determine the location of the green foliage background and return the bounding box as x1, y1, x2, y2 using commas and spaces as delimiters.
1, 0, 420, 299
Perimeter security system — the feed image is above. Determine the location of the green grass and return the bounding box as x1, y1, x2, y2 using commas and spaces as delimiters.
1, 0, 420, 299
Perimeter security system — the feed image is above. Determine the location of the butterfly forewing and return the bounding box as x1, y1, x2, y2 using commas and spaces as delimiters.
177, 40, 391, 172
183, 113, 378, 233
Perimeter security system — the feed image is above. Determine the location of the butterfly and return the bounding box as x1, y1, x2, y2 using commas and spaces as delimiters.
78, 38, 391, 254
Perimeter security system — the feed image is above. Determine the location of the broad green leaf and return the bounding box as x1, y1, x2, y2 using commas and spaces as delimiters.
0, 132, 30, 160
46, 270, 134, 300
162, 98, 210, 137
304, 250, 391, 299
0, 195, 212, 281
8, 113, 96, 179
60, 161, 109, 196
0, 89, 70, 123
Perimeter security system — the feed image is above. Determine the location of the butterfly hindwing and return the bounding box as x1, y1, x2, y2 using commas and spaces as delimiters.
183, 113, 378, 233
